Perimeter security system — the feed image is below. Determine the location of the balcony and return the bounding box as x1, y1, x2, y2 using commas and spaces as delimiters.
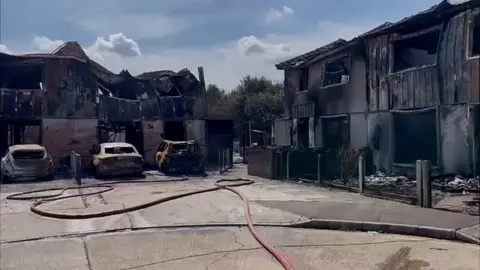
0, 88, 43, 120
98, 94, 142, 123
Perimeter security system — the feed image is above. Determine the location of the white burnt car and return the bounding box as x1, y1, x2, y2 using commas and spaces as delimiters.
1, 144, 54, 181
91, 142, 144, 178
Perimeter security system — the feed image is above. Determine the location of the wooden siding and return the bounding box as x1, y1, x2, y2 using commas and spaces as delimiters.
367, 35, 390, 112
439, 10, 470, 103
389, 67, 439, 109
43, 59, 97, 118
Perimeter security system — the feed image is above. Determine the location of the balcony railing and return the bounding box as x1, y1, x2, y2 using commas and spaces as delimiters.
0, 88, 43, 120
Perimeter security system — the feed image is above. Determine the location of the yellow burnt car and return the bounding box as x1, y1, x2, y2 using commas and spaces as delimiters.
91, 142, 144, 178
155, 140, 204, 174
0, 144, 54, 181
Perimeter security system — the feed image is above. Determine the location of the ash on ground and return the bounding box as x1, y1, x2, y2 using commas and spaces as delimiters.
333, 172, 479, 203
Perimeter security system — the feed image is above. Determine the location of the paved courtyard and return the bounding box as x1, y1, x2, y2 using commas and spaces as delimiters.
1, 166, 479, 269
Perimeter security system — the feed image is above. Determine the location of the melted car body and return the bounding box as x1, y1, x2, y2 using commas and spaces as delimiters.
1, 144, 54, 181
92, 142, 144, 178
155, 140, 204, 174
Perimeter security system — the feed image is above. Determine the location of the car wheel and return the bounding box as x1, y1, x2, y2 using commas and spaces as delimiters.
161, 163, 170, 174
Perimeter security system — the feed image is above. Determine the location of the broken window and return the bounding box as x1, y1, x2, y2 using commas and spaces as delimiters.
471, 14, 480, 57
104, 146, 136, 154
0, 65, 43, 89
298, 67, 309, 91
393, 29, 440, 72
393, 110, 437, 165
323, 56, 350, 87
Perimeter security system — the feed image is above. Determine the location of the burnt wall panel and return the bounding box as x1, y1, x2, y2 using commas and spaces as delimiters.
284, 69, 300, 118
440, 105, 470, 174
43, 59, 97, 118
186, 120, 206, 157
367, 36, 390, 112
469, 58, 480, 102
42, 118, 97, 171
439, 11, 470, 104
246, 148, 275, 179
72, 62, 97, 118
142, 120, 163, 166
389, 67, 439, 109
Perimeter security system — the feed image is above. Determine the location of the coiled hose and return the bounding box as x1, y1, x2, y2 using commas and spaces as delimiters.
6, 177, 295, 270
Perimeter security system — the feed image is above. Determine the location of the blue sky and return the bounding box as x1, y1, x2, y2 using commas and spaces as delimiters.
0, 0, 445, 89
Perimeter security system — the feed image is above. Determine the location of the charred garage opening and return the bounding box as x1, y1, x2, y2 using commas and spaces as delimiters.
163, 121, 186, 141
322, 115, 349, 150
206, 120, 233, 163
392, 109, 437, 166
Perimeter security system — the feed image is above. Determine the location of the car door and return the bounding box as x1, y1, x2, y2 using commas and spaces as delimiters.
155, 142, 169, 167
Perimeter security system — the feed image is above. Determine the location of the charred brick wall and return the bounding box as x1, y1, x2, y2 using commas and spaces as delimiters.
42, 118, 97, 171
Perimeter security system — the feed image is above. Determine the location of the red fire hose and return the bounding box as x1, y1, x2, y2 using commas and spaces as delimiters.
7, 178, 295, 270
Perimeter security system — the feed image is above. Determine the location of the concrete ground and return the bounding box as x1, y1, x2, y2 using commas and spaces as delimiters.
2, 227, 480, 270
1, 166, 479, 269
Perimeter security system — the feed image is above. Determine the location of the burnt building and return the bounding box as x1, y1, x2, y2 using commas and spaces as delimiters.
274, 0, 480, 175
0, 41, 209, 170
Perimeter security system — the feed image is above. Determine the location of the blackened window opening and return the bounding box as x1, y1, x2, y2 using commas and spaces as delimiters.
298, 67, 309, 91
0, 65, 43, 89
323, 56, 350, 87
393, 29, 440, 72
393, 110, 437, 165
297, 118, 309, 148
322, 116, 349, 149
471, 15, 480, 57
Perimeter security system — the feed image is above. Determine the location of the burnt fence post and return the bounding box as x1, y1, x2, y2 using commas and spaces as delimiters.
421, 160, 432, 208
416, 160, 423, 207
358, 153, 365, 194
317, 153, 322, 183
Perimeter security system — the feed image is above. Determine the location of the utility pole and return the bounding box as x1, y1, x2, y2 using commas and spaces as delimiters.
249, 121, 252, 146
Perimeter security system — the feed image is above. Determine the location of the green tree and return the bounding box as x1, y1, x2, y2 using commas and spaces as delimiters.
205, 76, 284, 131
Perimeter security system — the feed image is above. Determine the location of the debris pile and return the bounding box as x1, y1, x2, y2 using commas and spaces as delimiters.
332, 172, 479, 199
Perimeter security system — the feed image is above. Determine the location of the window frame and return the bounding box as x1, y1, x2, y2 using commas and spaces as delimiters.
467, 10, 480, 60
389, 25, 442, 74
321, 54, 352, 88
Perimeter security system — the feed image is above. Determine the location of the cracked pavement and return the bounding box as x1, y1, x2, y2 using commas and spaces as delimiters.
1, 168, 479, 269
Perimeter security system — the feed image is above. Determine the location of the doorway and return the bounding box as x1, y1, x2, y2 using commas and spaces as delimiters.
0, 120, 42, 155
163, 121, 185, 141
297, 118, 309, 148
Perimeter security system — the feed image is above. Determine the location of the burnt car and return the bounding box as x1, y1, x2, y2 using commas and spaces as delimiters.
91, 142, 144, 178
1, 144, 54, 181
155, 140, 204, 174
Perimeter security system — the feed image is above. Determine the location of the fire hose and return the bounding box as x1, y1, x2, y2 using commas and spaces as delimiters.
6, 178, 295, 270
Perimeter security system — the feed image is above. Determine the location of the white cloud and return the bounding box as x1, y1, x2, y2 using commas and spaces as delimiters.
0, 44, 12, 54
33, 35, 64, 52
264, 6, 295, 24
6, 21, 375, 90
32, 33, 141, 59
86, 33, 142, 60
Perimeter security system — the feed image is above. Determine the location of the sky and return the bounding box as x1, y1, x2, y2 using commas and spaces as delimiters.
0, 0, 453, 90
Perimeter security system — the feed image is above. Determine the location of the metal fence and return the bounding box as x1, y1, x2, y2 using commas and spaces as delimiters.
70, 151, 81, 185
218, 149, 233, 174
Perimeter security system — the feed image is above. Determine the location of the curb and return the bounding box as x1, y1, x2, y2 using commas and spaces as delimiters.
289, 219, 480, 245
